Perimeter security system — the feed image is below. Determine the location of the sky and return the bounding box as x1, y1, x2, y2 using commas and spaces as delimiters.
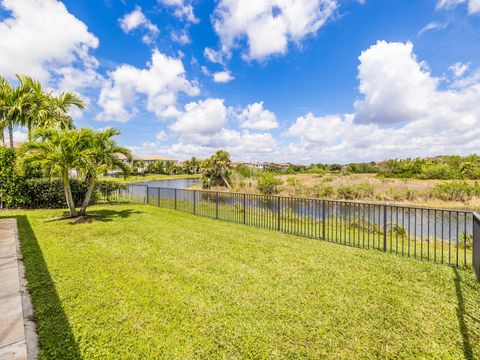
1, 0, 480, 164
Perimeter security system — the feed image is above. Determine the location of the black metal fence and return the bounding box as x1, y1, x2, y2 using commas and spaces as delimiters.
119, 184, 479, 273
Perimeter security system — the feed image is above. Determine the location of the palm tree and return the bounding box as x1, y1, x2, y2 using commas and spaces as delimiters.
16, 75, 50, 141
200, 150, 232, 189
78, 128, 131, 215
41, 91, 85, 131
20, 128, 95, 217
0, 76, 18, 147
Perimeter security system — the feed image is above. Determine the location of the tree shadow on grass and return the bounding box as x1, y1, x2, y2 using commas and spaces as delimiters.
6, 215, 83, 359
54, 208, 143, 224
453, 267, 480, 360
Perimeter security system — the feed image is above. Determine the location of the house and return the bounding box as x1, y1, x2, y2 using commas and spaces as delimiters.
233, 161, 293, 171
113, 153, 177, 174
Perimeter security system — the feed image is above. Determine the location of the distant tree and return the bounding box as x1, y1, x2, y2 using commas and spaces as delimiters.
201, 150, 232, 189
183, 157, 200, 174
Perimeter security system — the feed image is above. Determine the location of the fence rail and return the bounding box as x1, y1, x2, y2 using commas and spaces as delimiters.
119, 184, 479, 275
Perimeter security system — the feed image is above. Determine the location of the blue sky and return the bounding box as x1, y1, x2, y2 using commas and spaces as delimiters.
1, 0, 480, 163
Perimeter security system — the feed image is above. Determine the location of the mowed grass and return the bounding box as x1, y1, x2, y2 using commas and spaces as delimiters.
4, 204, 480, 359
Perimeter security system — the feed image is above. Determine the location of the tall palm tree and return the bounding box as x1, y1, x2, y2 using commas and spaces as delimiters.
0, 76, 18, 148
78, 128, 131, 215
20, 128, 95, 217
16, 75, 50, 141
41, 91, 85, 131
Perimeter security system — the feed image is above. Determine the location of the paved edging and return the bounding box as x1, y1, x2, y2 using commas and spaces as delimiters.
0, 219, 38, 360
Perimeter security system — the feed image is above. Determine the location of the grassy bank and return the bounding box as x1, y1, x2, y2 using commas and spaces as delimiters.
217, 173, 480, 211
101, 173, 200, 184
4, 204, 480, 358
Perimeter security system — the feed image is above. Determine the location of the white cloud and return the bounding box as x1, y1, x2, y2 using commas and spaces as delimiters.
169, 130, 278, 160
119, 6, 159, 45
170, 98, 227, 134
436, 0, 480, 14
449, 62, 470, 78
211, 0, 337, 61
165, 97, 278, 160
0, 0, 99, 85
284, 40, 480, 163
353, 41, 437, 125
97, 49, 199, 122
237, 101, 278, 130
204, 47, 225, 65
171, 29, 191, 44
159, 0, 199, 23
212, 70, 234, 83
155, 130, 169, 141
417, 21, 448, 36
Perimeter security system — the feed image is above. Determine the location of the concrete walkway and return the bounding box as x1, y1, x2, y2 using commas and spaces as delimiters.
0, 219, 37, 360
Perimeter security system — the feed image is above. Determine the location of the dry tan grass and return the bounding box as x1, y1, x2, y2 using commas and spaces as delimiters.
220, 173, 480, 211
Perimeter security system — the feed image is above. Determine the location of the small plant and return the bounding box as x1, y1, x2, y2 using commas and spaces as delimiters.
337, 183, 375, 200
257, 172, 283, 195
388, 223, 409, 238
312, 184, 334, 198
459, 232, 473, 248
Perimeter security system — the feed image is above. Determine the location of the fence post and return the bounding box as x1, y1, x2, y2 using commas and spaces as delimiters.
473, 213, 480, 281
277, 197, 281, 231
193, 190, 196, 215
174, 189, 177, 210
146, 186, 149, 205
243, 193, 246, 224
157, 188, 160, 207
383, 205, 387, 252
322, 200, 326, 240
216, 192, 219, 219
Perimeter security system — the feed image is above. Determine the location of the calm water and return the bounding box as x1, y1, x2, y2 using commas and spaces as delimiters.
139, 178, 200, 189
123, 183, 472, 241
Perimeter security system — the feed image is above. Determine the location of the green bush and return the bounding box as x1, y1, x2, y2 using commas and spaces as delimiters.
337, 183, 375, 200
1, 147, 125, 209
0, 147, 28, 208
236, 164, 255, 178
257, 172, 283, 195
418, 163, 457, 180
430, 181, 480, 202
312, 184, 335, 198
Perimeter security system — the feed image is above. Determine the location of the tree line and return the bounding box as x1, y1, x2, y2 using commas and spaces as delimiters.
267, 155, 480, 180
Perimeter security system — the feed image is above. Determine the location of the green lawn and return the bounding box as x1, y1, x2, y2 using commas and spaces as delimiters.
4, 204, 480, 358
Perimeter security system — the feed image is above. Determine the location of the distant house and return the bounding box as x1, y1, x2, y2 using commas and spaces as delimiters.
234, 161, 292, 171
113, 153, 177, 173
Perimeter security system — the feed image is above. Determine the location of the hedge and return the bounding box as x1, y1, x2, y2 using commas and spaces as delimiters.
0, 147, 125, 209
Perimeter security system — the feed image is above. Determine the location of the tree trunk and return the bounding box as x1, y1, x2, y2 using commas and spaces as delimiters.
80, 177, 94, 216
221, 173, 232, 189
63, 172, 77, 217
8, 121, 13, 148
28, 122, 32, 142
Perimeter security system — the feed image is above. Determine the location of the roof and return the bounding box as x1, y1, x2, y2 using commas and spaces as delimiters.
115, 153, 174, 161
133, 155, 174, 161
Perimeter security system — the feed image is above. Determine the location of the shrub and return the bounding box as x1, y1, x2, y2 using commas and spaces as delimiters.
418, 163, 457, 180
257, 172, 283, 195
236, 164, 255, 178
0, 147, 28, 208
430, 181, 480, 202
337, 183, 375, 200
312, 184, 335, 198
